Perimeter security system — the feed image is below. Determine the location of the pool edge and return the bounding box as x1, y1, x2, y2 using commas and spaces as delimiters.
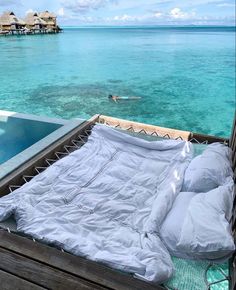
0, 114, 85, 181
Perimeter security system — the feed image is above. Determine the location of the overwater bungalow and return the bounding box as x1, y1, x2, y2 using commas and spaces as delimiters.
0, 11, 25, 32
0, 10, 61, 35
24, 12, 47, 32
39, 11, 57, 31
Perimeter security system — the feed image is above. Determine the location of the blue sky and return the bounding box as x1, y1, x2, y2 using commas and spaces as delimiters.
0, 0, 235, 26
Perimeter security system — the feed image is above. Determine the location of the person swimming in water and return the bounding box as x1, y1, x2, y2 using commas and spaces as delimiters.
108, 95, 141, 102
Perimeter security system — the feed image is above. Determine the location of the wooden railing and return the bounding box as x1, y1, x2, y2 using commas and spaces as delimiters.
98, 115, 228, 144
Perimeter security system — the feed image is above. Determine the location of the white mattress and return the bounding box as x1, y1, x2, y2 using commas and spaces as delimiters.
0, 124, 193, 283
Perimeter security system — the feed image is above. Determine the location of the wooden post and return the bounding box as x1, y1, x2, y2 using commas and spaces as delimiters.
229, 112, 236, 290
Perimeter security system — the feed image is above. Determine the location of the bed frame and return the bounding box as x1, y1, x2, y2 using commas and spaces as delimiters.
0, 114, 235, 290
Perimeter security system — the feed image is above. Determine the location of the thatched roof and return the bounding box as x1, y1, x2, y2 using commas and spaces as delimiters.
24, 12, 47, 26
44, 20, 55, 25
0, 11, 25, 26
39, 11, 56, 19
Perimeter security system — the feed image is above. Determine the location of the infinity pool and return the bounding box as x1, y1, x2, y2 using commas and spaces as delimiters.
0, 110, 84, 180
0, 112, 63, 165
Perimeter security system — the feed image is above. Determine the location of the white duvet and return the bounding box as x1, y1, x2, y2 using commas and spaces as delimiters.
0, 124, 193, 283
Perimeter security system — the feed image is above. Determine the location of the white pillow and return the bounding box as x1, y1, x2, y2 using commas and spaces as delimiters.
183, 143, 233, 192
160, 191, 197, 257
177, 177, 235, 261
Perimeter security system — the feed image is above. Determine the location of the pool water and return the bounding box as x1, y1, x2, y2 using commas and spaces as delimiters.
0, 26, 235, 137
0, 114, 62, 165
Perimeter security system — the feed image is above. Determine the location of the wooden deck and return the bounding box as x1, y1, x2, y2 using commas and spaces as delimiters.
0, 114, 235, 290
0, 28, 62, 37
0, 230, 163, 290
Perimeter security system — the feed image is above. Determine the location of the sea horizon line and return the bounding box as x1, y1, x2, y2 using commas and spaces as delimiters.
61, 24, 236, 29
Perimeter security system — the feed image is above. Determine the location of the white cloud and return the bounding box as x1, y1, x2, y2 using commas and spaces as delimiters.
217, 3, 235, 7
178, 0, 224, 5
61, 0, 118, 13
0, 0, 21, 6
57, 7, 65, 17
154, 12, 162, 18
113, 14, 132, 21
109, 13, 151, 22
169, 7, 184, 19
119, 8, 197, 23
169, 7, 196, 19
104, 6, 233, 25
43, 0, 234, 25
26, 8, 34, 14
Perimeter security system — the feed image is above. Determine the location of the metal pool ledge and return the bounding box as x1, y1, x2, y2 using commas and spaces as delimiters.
0, 110, 85, 181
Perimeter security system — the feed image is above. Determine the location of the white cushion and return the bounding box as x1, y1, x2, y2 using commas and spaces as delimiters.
177, 177, 235, 260
160, 192, 197, 256
161, 177, 235, 260
183, 143, 233, 192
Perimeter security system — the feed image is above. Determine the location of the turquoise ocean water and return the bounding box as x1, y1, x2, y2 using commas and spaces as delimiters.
0, 26, 235, 137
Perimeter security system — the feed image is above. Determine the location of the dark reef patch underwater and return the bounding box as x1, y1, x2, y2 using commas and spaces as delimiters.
20, 75, 233, 137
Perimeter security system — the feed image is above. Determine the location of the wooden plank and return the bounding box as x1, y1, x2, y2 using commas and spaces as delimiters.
231, 122, 236, 170
0, 247, 105, 290
99, 115, 228, 144
230, 115, 236, 179
230, 129, 236, 290
230, 114, 236, 149
99, 115, 191, 141
231, 128, 236, 149
229, 233, 236, 290
190, 132, 228, 144
0, 230, 165, 290
232, 128, 236, 152
233, 153, 236, 173
0, 269, 46, 290
0, 115, 99, 196
231, 116, 236, 175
